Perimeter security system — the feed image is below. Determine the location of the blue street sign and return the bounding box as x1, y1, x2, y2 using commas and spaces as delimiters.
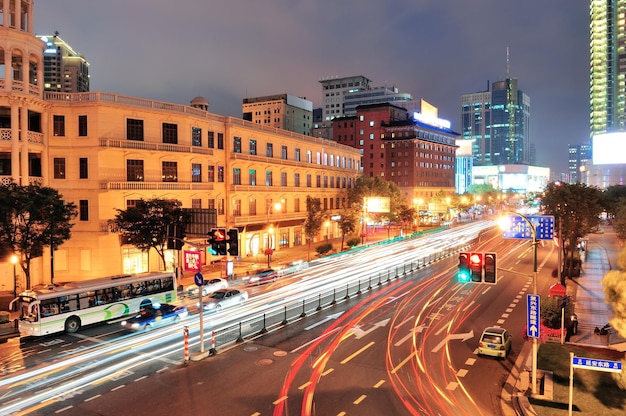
572, 356, 623, 373
194, 272, 204, 287
527, 294, 540, 339
502, 215, 555, 240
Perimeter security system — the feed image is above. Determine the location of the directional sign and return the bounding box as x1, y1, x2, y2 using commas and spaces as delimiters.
502, 215, 555, 240
526, 294, 540, 339
194, 272, 204, 287
572, 356, 623, 373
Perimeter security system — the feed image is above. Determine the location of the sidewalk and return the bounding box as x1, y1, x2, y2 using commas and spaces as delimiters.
502, 225, 625, 416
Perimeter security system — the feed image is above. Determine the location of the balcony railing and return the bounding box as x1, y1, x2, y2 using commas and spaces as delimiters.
100, 138, 214, 156
101, 182, 214, 191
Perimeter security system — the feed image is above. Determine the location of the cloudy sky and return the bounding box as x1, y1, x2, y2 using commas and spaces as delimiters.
35, 1, 589, 176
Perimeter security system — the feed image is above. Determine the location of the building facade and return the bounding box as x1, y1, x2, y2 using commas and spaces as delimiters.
37, 34, 90, 93
331, 103, 457, 205
242, 93, 312, 136
461, 78, 531, 166
0, 2, 360, 287
568, 142, 592, 183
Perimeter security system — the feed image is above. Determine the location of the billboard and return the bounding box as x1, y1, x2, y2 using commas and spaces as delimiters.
593, 132, 626, 165
365, 197, 390, 213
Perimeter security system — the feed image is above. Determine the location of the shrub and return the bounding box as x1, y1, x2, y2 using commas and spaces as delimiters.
346, 237, 361, 248
316, 243, 333, 256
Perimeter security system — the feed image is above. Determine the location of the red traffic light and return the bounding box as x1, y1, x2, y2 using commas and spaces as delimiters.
213, 228, 226, 241
470, 253, 482, 265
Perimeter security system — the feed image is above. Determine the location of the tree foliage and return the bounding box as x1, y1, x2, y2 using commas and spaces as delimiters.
602, 246, 626, 339
614, 202, 626, 241
601, 185, 626, 218
336, 205, 359, 250
303, 196, 324, 261
541, 182, 603, 284
111, 198, 188, 270
0, 182, 78, 289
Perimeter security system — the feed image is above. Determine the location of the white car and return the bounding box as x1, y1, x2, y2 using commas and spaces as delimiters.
200, 289, 248, 312
186, 278, 228, 297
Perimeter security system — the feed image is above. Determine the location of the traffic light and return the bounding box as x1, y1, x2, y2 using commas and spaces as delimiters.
483, 252, 497, 284
207, 228, 227, 255
227, 228, 239, 256
469, 252, 483, 282
458, 252, 470, 282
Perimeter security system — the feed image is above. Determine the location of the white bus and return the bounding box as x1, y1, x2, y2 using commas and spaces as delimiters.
9, 272, 177, 337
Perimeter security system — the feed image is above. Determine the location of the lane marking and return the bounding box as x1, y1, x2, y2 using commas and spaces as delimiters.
340, 341, 375, 364
353, 394, 367, 405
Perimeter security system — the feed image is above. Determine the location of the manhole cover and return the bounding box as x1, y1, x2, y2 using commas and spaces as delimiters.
257, 358, 273, 366
273, 350, 287, 357
244, 346, 258, 352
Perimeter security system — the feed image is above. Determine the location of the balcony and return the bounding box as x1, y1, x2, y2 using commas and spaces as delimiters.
101, 182, 214, 191
100, 138, 213, 156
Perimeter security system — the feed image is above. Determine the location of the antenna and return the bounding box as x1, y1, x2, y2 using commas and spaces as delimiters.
506, 46, 510, 79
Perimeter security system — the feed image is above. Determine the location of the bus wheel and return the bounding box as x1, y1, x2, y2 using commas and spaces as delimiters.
65, 316, 81, 333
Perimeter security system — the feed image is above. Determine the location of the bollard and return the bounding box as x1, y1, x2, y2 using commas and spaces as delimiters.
209, 330, 217, 356
183, 326, 189, 363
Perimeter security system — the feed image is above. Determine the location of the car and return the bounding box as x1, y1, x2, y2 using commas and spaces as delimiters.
246, 269, 278, 285
121, 303, 188, 332
185, 277, 228, 297
477, 326, 512, 358
200, 288, 248, 311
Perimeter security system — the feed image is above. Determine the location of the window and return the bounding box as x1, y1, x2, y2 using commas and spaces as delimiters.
248, 198, 257, 216
217, 198, 225, 215
266, 143, 273, 157
250, 139, 257, 155
192, 163, 202, 182
266, 170, 273, 186
127, 160, 144, 181
306, 174, 312, 187
295, 148, 301, 162
217, 166, 224, 182
208, 131, 215, 148
127, 119, 144, 141
53, 115, 65, 136
217, 133, 224, 149
249, 169, 256, 186
233, 168, 241, 185
233, 199, 241, 217
53, 158, 65, 179
233, 136, 242, 153
191, 199, 201, 209
281, 145, 288, 160
162, 161, 178, 182
316, 175, 321, 187
78, 115, 88, 137
294, 173, 300, 187
294, 198, 300, 213
192, 127, 202, 147
79, 158, 88, 179
79, 200, 89, 221
281, 172, 287, 186
162, 123, 178, 144
208, 165, 215, 182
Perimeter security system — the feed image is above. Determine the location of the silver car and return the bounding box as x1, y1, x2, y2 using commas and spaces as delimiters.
200, 289, 248, 312
186, 277, 228, 297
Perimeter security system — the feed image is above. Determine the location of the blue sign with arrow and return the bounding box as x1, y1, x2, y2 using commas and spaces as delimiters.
527, 294, 540, 339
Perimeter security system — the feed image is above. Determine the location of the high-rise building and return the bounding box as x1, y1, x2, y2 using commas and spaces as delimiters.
461, 78, 531, 166
568, 142, 592, 183
319, 75, 371, 121
242, 94, 312, 136
38, 33, 90, 93
589, 0, 626, 135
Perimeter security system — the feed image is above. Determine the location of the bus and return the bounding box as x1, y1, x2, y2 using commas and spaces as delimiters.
8, 272, 177, 337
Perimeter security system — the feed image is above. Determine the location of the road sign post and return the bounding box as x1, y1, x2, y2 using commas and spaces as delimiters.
569, 352, 623, 415
194, 272, 205, 353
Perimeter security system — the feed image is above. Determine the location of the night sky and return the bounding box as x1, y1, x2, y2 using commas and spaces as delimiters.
35, 1, 589, 177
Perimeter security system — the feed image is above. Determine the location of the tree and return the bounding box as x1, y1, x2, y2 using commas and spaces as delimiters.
336, 205, 359, 250
602, 246, 626, 339
398, 205, 417, 233
304, 196, 324, 261
614, 202, 626, 241
602, 185, 626, 219
111, 198, 188, 271
541, 182, 603, 284
348, 176, 405, 239
0, 183, 78, 289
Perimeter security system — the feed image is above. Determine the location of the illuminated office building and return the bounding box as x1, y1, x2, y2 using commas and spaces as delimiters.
37, 34, 90, 93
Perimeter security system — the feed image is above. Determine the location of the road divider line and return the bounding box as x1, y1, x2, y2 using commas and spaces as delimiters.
340, 341, 375, 364
353, 394, 367, 405
391, 352, 416, 374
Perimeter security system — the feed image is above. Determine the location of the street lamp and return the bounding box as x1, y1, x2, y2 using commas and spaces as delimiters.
10, 254, 18, 298
266, 202, 282, 250
325, 220, 330, 240
501, 211, 539, 395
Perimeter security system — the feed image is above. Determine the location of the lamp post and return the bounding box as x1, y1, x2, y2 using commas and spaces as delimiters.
10, 254, 18, 298
502, 211, 539, 395
266, 202, 282, 250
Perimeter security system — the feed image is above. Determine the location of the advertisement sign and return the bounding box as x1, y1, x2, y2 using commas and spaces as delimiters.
365, 197, 390, 213
183, 250, 201, 271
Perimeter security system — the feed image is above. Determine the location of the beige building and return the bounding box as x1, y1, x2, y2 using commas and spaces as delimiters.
242, 93, 313, 136
0, 2, 360, 288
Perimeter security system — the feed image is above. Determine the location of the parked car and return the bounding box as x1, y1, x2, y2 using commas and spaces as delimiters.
121, 303, 188, 332
185, 277, 228, 297
477, 326, 512, 358
200, 289, 248, 312
246, 269, 278, 285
